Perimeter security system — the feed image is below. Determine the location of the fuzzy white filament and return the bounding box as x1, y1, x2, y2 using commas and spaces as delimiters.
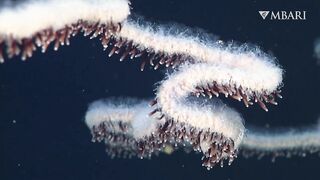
242, 127, 320, 152
0, 0, 130, 38
119, 20, 283, 93
1, 0, 318, 168
86, 100, 320, 154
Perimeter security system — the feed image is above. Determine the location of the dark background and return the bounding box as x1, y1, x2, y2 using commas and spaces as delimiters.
0, 0, 320, 179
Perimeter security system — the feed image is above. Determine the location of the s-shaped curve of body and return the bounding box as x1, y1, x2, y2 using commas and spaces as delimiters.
0, 0, 319, 170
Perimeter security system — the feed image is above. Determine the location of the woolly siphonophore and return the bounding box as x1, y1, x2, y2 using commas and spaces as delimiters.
1, 0, 319, 170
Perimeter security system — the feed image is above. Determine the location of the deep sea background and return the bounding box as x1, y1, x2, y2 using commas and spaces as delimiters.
0, 0, 320, 179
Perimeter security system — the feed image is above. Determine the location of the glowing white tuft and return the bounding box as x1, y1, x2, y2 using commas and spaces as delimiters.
85, 99, 159, 139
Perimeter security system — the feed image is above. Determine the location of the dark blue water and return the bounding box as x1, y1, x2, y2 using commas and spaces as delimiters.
1, 0, 319, 179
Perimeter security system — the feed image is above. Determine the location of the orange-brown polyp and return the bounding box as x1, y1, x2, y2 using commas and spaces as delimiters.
90, 120, 164, 159
0, 18, 187, 73
193, 82, 282, 111
0, 20, 122, 62
90, 113, 238, 169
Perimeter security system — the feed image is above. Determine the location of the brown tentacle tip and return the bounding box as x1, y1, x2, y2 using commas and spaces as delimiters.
194, 82, 282, 111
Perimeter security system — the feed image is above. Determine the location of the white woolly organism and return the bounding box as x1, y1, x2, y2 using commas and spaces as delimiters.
2, 0, 318, 171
